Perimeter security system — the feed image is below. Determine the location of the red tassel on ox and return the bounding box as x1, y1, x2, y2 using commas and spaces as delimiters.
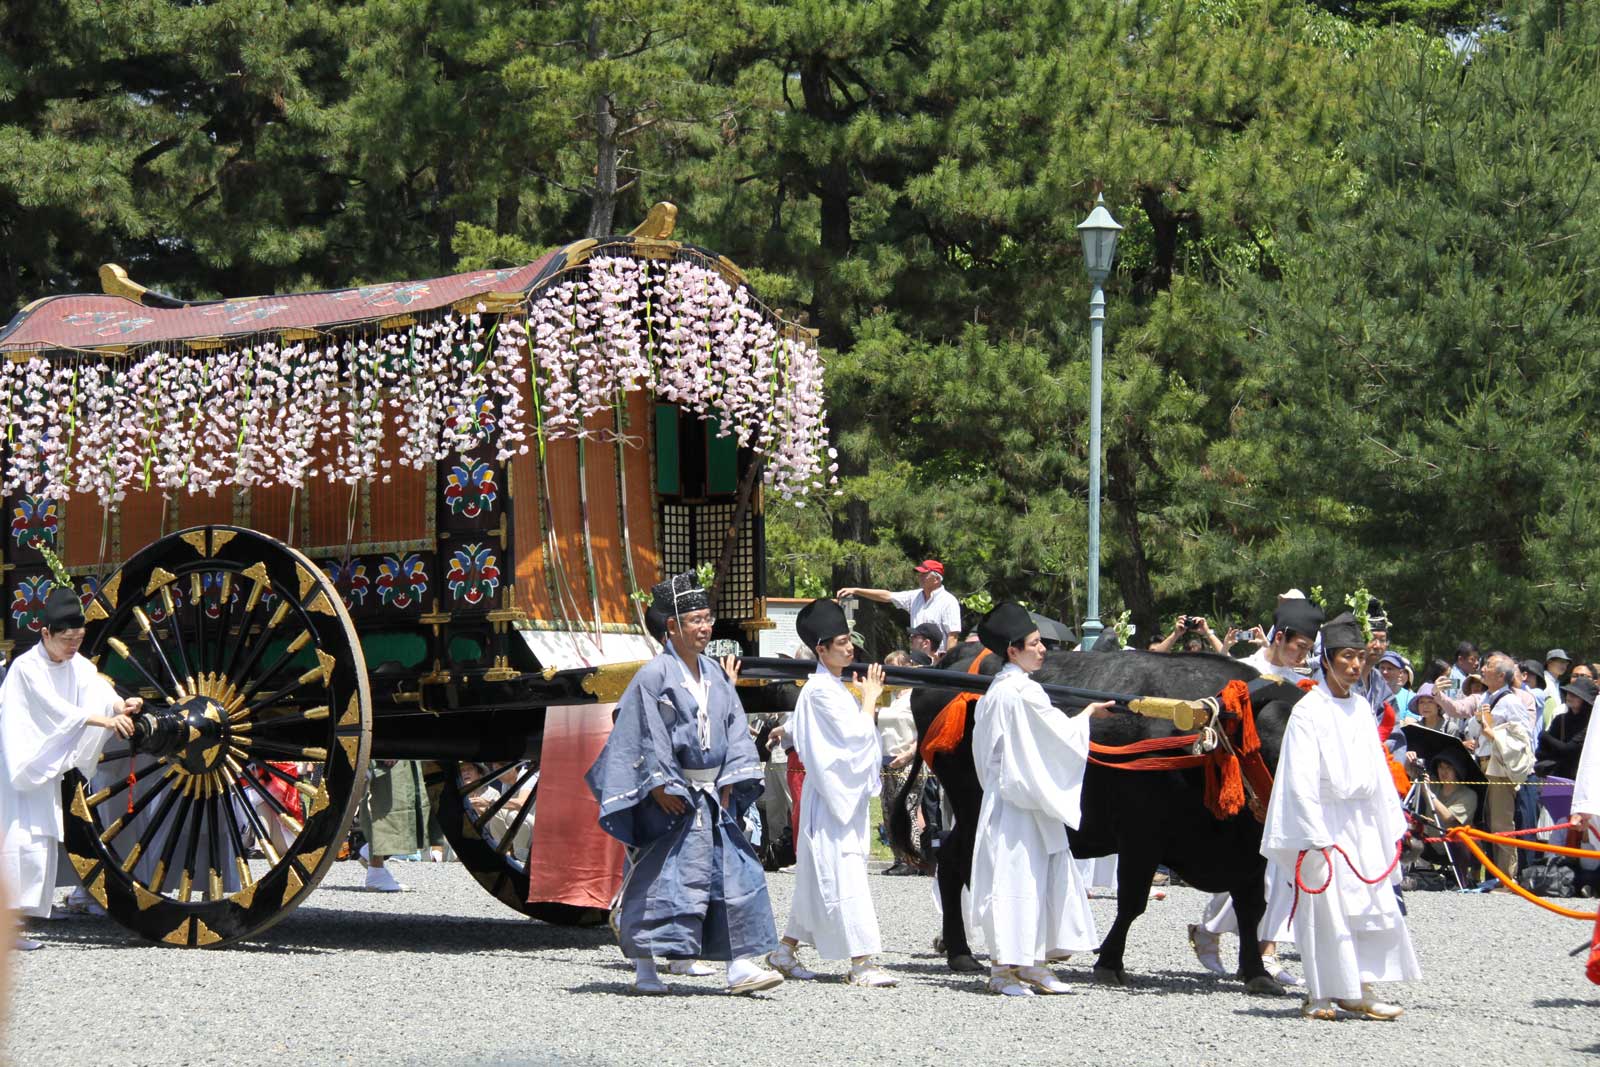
919, 648, 991, 764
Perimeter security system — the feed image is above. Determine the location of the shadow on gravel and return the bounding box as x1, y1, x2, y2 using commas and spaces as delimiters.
564, 980, 783, 999
1533, 997, 1600, 1009
24, 908, 615, 955
264, 906, 616, 953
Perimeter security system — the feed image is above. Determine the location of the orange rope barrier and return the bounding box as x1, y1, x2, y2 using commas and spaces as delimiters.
1442, 828, 1598, 921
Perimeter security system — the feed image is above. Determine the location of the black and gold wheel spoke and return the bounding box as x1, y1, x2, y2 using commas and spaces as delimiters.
204, 792, 226, 901
102, 637, 182, 706
179, 781, 207, 903
221, 772, 283, 868
236, 737, 328, 763
209, 571, 236, 682
469, 765, 540, 835
97, 746, 133, 765
233, 705, 330, 734
153, 580, 197, 696
98, 767, 182, 845
243, 758, 317, 801
130, 603, 190, 700
121, 775, 188, 880
219, 563, 273, 684
87, 759, 168, 807
232, 758, 307, 833
187, 570, 210, 679
494, 796, 537, 858
151, 791, 198, 895
216, 784, 254, 891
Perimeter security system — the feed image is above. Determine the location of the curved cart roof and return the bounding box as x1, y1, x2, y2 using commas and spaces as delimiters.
0, 204, 833, 503
0, 205, 760, 354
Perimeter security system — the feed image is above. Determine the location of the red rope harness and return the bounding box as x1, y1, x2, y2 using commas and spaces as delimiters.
1087, 679, 1270, 822
1288, 838, 1405, 925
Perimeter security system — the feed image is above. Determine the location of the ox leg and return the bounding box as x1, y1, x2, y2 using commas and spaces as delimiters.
1093, 850, 1158, 986
934, 782, 983, 973
1229, 876, 1278, 995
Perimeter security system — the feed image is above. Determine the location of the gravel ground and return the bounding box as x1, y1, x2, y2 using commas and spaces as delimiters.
8, 861, 1597, 1067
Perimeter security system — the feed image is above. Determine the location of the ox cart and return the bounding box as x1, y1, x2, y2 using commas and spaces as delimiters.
0, 204, 830, 947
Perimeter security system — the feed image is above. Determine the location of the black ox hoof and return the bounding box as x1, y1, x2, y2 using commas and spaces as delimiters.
1244, 975, 1287, 997
1093, 966, 1128, 987
948, 954, 984, 974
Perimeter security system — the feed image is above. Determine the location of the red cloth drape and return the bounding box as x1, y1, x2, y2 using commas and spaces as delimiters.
525, 704, 626, 908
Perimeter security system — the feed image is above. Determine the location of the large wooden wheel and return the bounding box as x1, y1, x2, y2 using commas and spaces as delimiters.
426, 760, 606, 926
62, 525, 372, 946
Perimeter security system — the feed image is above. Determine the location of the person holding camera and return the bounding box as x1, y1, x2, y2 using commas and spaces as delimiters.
0, 589, 142, 948
1150, 614, 1226, 654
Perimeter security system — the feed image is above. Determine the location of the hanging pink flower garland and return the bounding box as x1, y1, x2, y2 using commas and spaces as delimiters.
0, 254, 833, 503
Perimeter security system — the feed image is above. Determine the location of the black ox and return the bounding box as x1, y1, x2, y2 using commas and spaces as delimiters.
890, 644, 1306, 993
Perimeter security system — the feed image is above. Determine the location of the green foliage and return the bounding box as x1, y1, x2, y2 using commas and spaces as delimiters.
9, 0, 1596, 666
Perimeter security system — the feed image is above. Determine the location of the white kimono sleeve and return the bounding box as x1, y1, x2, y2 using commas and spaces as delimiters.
1, 653, 117, 791
992, 680, 1090, 829
1261, 706, 1335, 860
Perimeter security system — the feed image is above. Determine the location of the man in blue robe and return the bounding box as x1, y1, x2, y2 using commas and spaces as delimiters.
586, 572, 783, 995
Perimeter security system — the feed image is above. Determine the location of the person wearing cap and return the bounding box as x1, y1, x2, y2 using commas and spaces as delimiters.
838, 560, 962, 653
1262, 611, 1421, 1021
1375, 651, 1413, 721
585, 572, 783, 996
0, 588, 143, 949
1536, 677, 1594, 781
1544, 650, 1572, 730
907, 621, 947, 664
965, 601, 1112, 997
769, 597, 896, 988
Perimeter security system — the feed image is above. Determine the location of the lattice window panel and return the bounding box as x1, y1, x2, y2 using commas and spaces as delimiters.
659, 501, 757, 621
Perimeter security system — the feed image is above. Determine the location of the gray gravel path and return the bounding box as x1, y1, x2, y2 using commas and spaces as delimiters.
7, 861, 1597, 1067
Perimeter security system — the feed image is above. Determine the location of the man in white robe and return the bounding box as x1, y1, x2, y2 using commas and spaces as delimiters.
0, 590, 140, 949
1262, 611, 1420, 1020
965, 601, 1107, 997
770, 598, 896, 988
1571, 697, 1600, 983
1192, 597, 1322, 987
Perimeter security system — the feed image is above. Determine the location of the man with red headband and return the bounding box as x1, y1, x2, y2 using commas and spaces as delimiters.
838, 559, 962, 653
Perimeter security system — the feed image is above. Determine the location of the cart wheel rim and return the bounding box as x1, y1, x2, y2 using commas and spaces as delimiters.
62, 525, 372, 947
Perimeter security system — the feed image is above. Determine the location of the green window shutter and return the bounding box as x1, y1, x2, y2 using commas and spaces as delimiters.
706, 416, 738, 495
656, 404, 680, 495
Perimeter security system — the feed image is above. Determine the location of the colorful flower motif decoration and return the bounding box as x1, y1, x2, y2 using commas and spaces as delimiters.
321, 559, 371, 609
1, 255, 834, 504
443, 462, 497, 519
9, 496, 59, 550
446, 544, 500, 606
376, 554, 429, 609
10, 576, 52, 632
76, 575, 101, 610
200, 300, 290, 325
198, 572, 236, 618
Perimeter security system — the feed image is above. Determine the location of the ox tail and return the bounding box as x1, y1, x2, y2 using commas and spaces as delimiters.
887, 752, 925, 862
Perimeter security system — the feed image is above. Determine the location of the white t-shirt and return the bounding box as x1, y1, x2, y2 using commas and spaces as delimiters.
890, 585, 963, 638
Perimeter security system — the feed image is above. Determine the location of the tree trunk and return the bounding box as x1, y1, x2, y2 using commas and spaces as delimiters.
586, 16, 618, 239
1107, 441, 1158, 641
797, 58, 867, 592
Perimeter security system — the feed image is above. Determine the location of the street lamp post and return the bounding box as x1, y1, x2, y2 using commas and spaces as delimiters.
1076, 193, 1122, 649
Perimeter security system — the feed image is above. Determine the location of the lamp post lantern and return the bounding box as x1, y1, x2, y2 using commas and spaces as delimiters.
1076, 193, 1121, 648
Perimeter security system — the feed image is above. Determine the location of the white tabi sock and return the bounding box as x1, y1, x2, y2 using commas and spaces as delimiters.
726, 956, 765, 986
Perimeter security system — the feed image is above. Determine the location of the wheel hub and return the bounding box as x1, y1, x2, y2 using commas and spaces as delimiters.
134, 696, 231, 774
